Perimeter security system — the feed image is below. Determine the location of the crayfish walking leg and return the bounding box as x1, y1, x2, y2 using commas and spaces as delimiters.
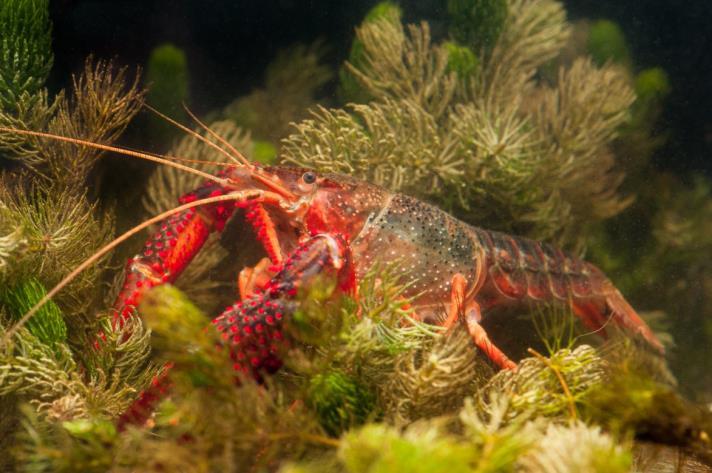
444, 273, 517, 370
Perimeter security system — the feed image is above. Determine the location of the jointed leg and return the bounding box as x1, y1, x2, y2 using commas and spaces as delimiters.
238, 257, 277, 300
112, 187, 288, 322
445, 273, 517, 371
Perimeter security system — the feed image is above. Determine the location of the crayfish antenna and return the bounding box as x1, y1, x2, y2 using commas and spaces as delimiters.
145, 105, 299, 201
155, 104, 300, 201
0, 127, 229, 187
0, 193, 246, 348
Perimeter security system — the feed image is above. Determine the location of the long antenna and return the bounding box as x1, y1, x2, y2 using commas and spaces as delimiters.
145, 106, 298, 199
0, 190, 286, 348
0, 127, 230, 187
120, 143, 234, 168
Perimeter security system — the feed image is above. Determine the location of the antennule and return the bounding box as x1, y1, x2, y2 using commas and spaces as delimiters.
182, 104, 251, 166
143, 104, 248, 167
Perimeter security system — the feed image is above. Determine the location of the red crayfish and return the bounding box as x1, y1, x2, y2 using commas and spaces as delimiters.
3, 122, 663, 387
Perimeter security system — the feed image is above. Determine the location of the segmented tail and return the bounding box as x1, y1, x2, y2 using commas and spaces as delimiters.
477, 229, 664, 353
598, 278, 664, 353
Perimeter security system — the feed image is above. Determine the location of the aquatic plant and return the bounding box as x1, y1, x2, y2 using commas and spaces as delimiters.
555, 16, 710, 396
145, 43, 190, 142
0, 57, 143, 325
0, 0, 52, 135
283, 0, 634, 250
222, 41, 332, 151
447, 0, 508, 55
593, 175, 712, 397
587, 19, 631, 67
0, 0, 710, 471
11, 275, 679, 472
0, 3, 152, 469
338, 1, 402, 104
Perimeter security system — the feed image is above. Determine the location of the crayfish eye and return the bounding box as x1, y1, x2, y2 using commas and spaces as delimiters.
301, 171, 317, 184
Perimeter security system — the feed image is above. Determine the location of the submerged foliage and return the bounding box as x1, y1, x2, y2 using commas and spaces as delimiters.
145, 43, 190, 142
222, 41, 333, 149
12, 275, 685, 472
0, 0, 52, 116
0, 58, 143, 329
283, 0, 633, 249
448, 0, 508, 55
0, 0, 710, 472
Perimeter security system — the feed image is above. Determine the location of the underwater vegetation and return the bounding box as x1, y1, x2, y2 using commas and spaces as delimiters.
144, 43, 190, 142
0, 0, 710, 472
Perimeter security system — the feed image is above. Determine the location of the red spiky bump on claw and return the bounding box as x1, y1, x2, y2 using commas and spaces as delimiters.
116, 363, 174, 431
213, 296, 294, 378
212, 234, 352, 378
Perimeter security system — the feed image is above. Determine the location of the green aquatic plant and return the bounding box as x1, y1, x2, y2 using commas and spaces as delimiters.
1, 57, 143, 189
587, 19, 631, 67
518, 421, 632, 473
0, 46, 143, 326
635, 67, 671, 104
285, 374, 636, 473
444, 41, 480, 80
12, 405, 118, 473
555, 16, 709, 399
127, 283, 692, 470
0, 0, 52, 126
631, 67, 671, 137
447, 0, 508, 54
1, 279, 66, 348
145, 43, 190, 142
0, 4, 155, 469
476, 344, 606, 422
337, 421, 479, 473
338, 1, 402, 103
284, 0, 635, 249
307, 369, 376, 436
223, 41, 332, 146
594, 175, 712, 397
6, 274, 709, 471
583, 358, 712, 463
0, 185, 113, 327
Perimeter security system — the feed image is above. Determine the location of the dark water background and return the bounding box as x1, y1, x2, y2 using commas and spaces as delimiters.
49, 0, 711, 178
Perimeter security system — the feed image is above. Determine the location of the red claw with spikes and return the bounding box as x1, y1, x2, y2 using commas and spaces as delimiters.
212, 234, 349, 378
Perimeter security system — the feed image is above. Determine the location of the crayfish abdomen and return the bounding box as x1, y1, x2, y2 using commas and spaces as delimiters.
346, 192, 663, 362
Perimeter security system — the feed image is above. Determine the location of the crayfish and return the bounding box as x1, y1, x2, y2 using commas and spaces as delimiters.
2, 121, 664, 424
